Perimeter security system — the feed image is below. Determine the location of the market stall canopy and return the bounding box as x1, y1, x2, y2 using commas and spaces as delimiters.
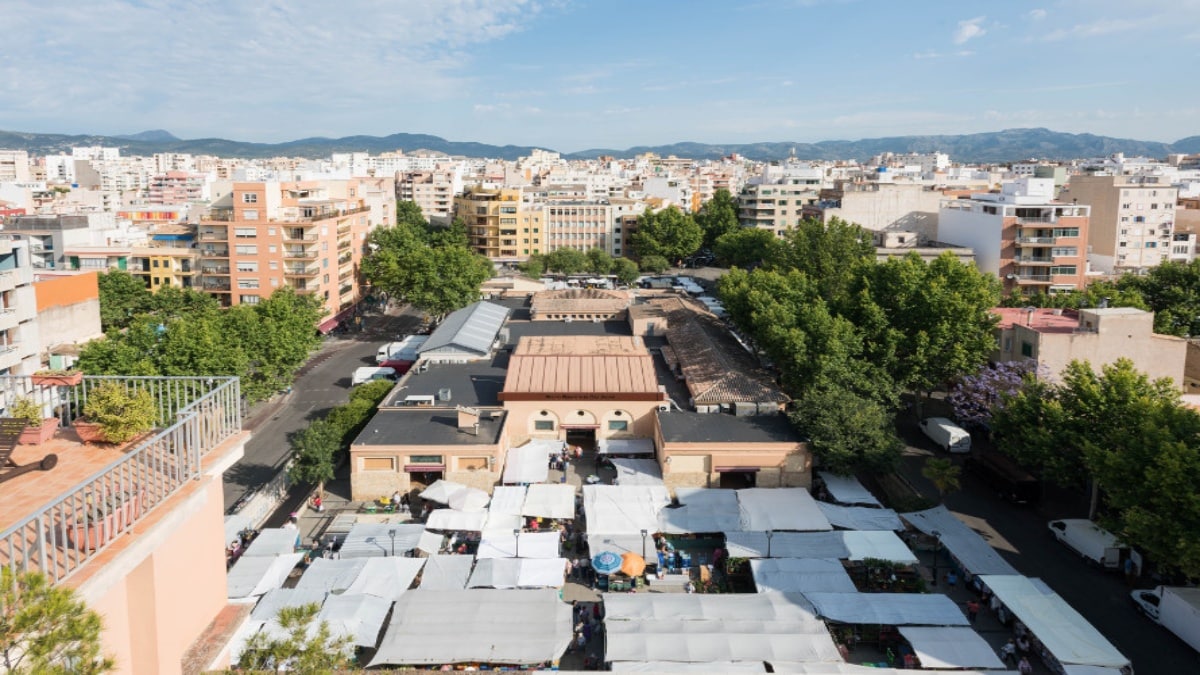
295, 558, 368, 594
750, 559, 857, 594
588, 533, 656, 560
468, 558, 567, 588
338, 523, 425, 559
227, 553, 303, 600
598, 438, 656, 455
417, 554, 474, 590
426, 508, 487, 532
316, 593, 392, 647
476, 530, 560, 559
370, 589, 572, 667
817, 503, 904, 532
224, 514, 252, 546
523, 483, 576, 519
620, 552, 646, 577
503, 440, 559, 484
489, 485, 528, 515
978, 575, 1130, 669
659, 488, 742, 534
241, 528, 298, 557
897, 627, 1007, 669
610, 458, 664, 486
901, 506, 1019, 576
1062, 667, 1127, 675
738, 488, 832, 532
483, 512, 523, 531
417, 529, 445, 554
251, 587, 328, 623
612, 662, 766, 672
818, 472, 883, 507
584, 485, 671, 534
769, 664, 1009, 674
447, 487, 490, 512
419, 479, 469, 504
344, 558, 427, 600
803, 592, 970, 626
724, 531, 848, 559
842, 531, 919, 564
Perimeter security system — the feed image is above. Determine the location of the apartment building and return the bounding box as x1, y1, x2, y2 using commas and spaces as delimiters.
738, 179, 821, 237
0, 150, 31, 182
147, 171, 209, 204
198, 180, 391, 327
129, 246, 200, 290
397, 167, 461, 223
0, 237, 42, 375
1060, 175, 1178, 274
454, 187, 545, 261
939, 178, 1090, 296
544, 201, 616, 255
803, 181, 944, 239
3, 214, 143, 271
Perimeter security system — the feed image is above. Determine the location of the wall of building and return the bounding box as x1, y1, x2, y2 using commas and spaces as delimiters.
350, 441, 505, 500
501, 398, 661, 449
658, 440, 811, 492
33, 271, 103, 351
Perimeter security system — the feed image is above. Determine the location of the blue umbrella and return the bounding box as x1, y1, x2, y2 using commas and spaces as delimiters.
592, 550, 623, 575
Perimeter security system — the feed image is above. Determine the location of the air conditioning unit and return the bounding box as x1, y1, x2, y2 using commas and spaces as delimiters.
657, 404, 670, 413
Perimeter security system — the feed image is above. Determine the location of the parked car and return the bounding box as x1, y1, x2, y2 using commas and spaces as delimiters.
351, 366, 397, 386
918, 417, 972, 453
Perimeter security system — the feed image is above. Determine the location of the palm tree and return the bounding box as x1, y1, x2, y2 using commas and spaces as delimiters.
922, 458, 962, 501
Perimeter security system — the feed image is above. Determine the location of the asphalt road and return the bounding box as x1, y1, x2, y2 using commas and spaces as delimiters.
221, 304, 424, 509
896, 413, 1200, 674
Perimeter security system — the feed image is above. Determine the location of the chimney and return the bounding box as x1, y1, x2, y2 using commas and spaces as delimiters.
457, 405, 480, 434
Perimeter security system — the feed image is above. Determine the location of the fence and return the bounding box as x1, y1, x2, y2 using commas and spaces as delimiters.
0, 375, 241, 584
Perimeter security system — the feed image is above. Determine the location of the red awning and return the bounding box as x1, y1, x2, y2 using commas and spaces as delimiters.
561, 424, 600, 430
715, 466, 761, 473
404, 465, 446, 473
317, 317, 339, 334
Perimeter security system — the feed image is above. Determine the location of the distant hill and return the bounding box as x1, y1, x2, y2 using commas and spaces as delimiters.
0, 127, 1195, 163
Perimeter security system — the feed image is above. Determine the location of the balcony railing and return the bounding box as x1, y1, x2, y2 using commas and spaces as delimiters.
1012, 256, 1054, 264
201, 266, 231, 275
0, 375, 241, 584
1015, 274, 1053, 284
201, 211, 235, 222
283, 232, 318, 242
284, 266, 319, 277
283, 251, 317, 260
1015, 236, 1056, 245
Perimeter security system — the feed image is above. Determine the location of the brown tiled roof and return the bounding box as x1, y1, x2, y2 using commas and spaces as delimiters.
531, 288, 630, 314
505, 336, 659, 394
654, 298, 790, 405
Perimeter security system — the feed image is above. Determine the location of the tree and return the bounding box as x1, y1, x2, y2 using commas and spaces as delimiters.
922, 458, 962, 501
517, 255, 545, 279
639, 255, 670, 274
769, 217, 875, 306
395, 200, 428, 228
96, 270, 152, 331
1118, 259, 1200, 336
948, 360, 1040, 431
713, 227, 779, 269
363, 225, 493, 317
0, 568, 114, 674
428, 218, 469, 248
791, 386, 902, 475
991, 376, 1080, 487
695, 188, 740, 249
288, 419, 342, 502
631, 206, 703, 263
999, 280, 1146, 312
543, 249, 589, 275
586, 248, 613, 275
237, 603, 352, 672
611, 257, 640, 285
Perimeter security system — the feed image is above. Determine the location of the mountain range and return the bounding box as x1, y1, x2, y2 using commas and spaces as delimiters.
2, 127, 1198, 164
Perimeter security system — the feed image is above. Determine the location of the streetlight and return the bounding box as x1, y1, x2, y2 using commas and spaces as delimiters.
513, 528, 521, 558
388, 529, 396, 557
930, 530, 942, 586
640, 529, 648, 558
766, 530, 774, 559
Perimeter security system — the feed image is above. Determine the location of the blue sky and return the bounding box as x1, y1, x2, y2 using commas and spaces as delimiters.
3, 0, 1198, 151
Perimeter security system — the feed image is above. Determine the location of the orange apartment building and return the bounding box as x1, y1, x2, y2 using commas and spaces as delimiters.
198, 179, 394, 330
939, 178, 1090, 296
454, 187, 545, 262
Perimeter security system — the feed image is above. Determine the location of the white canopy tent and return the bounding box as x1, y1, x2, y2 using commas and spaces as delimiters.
659, 488, 742, 534
483, 512, 523, 531
1063, 667, 1127, 675
842, 531, 919, 564
344, 558, 426, 600
476, 530, 560, 559
979, 575, 1130, 669
417, 529, 445, 554
817, 503, 904, 531
897, 627, 1007, 669
597, 438, 655, 455
818, 472, 883, 507
610, 458, 664, 486
227, 553, 303, 600
901, 506, 1019, 576
370, 589, 573, 667
425, 509, 487, 531
770, 664, 1009, 674
489, 485, 528, 515
417, 554, 474, 590
612, 662, 765, 672
338, 523, 425, 559
241, 528, 298, 557
724, 531, 849, 559
750, 558, 857, 594
295, 558, 368, 594
522, 483, 576, 519
419, 479, 469, 504
316, 593, 392, 648
251, 588, 328, 623
447, 487, 490, 512
803, 592, 970, 626
588, 533, 656, 560
583, 485, 671, 534
738, 488, 832, 532
503, 440, 560, 484
467, 558, 567, 589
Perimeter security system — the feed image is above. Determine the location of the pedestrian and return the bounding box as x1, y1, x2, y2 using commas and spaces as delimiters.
592, 603, 601, 621
582, 621, 593, 641
684, 580, 695, 594
575, 633, 586, 652
1017, 656, 1033, 674
999, 639, 1017, 666
312, 495, 323, 512
966, 599, 980, 623
945, 570, 957, 588
574, 445, 582, 461
1016, 635, 1031, 655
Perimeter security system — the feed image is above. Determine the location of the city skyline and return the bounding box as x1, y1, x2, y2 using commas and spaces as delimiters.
4, 0, 1199, 151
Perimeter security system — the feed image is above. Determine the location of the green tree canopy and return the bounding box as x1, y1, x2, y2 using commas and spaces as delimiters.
543, 248, 589, 275
639, 255, 670, 274
0, 568, 114, 674
999, 279, 1147, 312
288, 419, 342, 501
586, 248, 614, 275
714, 227, 780, 269
922, 457, 962, 500
395, 199, 428, 228
792, 386, 902, 475
362, 221, 493, 317
96, 270, 152, 331
517, 255, 545, 279
237, 603, 352, 672
631, 206, 703, 263
1118, 259, 1200, 336
611, 257, 640, 285
695, 188, 740, 249
768, 217, 875, 306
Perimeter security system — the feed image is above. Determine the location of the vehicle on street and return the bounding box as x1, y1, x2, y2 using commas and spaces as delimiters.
1131, 586, 1200, 653
1048, 518, 1130, 569
919, 417, 972, 453
965, 451, 1041, 504
351, 366, 397, 386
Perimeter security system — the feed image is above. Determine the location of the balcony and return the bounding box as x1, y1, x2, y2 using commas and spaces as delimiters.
0, 307, 20, 332
1012, 256, 1054, 265
337, 239, 351, 251
288, 205, 371, 223
0, 270, 16, 293
201, 265, 230, 275
1015, 236, 1055, 246
200, 248, 229, 258
0, 375, 242, 583
284, 265, 319, 277
202, 281, 231, 291
282, 231, 318, 242
1014, 274, 1053, 285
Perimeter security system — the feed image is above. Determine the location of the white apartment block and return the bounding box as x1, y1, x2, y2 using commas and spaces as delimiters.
543, 201, 617, 255
398, 168, 462, 223
738, 180, 820, 237
0, 151, 31, 182
0, 237, 45, 376
641, 176, 694, 212
1060, 175, 1178, 274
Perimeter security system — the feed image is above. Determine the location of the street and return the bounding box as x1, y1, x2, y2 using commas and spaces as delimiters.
222, 304, 424, 509
896, 414, 1200, 674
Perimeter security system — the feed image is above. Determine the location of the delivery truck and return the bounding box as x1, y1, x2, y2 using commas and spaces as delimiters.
919, 417, 972, 453
351, 366, 396, 386
1048, 518, 1129, 569
1131, 586, 1200, 653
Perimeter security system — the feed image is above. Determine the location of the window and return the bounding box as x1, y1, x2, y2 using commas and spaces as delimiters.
1135, 216, 1146, 223
1021, 341, 1034, 358
242, 209, 259, 220
534, 420, 555, 431
237, 278, 260, 289
410, 455, 443, 464
268, 260, 278, 269
1051, 247, 1077, 257
1052, 227, 1080, 237
235, 245, 257, 255
1146, 242, 1158, 248
235, 227, 256, 238
242, 193, 258, 203
1049, 266, 1077, 275
236, 261, 258, 272
239, 295, 260, 305
608, 420, 628, 431
1151, 203, 1159, 209
267, 227, 276, 235
151, 259, 160, 268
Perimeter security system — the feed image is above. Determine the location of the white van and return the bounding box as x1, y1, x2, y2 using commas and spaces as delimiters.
919, 417, 972, 453
1048, 519, 1130, 569
351, 366, 396, 386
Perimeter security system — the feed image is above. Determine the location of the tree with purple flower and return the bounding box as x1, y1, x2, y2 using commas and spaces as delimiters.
948, 360, 1040, 432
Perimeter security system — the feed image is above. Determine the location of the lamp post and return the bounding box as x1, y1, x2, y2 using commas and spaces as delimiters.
930, 529, 941, 586
388, 529, 396, 557
766, 529, 774, 559
640, 529, 648, 558
513, 528, 521, 558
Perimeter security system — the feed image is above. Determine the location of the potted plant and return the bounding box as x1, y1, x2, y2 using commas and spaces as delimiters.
74, 382, 156, 444
31, 368, 84, 387
10, 396, 60, 445
67, 489, 145, 550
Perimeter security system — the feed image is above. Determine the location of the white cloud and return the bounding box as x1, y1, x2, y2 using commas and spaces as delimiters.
1041, 17, 1152, 41
953, 16, 987, 44
1027, 8, 1047, 21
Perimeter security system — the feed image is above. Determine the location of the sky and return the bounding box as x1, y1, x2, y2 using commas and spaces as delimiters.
3, 0, 1199, 152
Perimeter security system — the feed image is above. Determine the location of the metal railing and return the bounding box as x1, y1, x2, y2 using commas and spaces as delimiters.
1015, 236, 1056, 245
0, 376, 241, 584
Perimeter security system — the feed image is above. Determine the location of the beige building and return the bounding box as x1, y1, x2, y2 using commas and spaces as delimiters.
993, 306, 1186, 386
803, 181, 945, 241
1060, 175, 1178, 274
397, 168, 460, 224
455, 187, 545, 261
738, 179, 821, 237
529, 288, 630, 321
